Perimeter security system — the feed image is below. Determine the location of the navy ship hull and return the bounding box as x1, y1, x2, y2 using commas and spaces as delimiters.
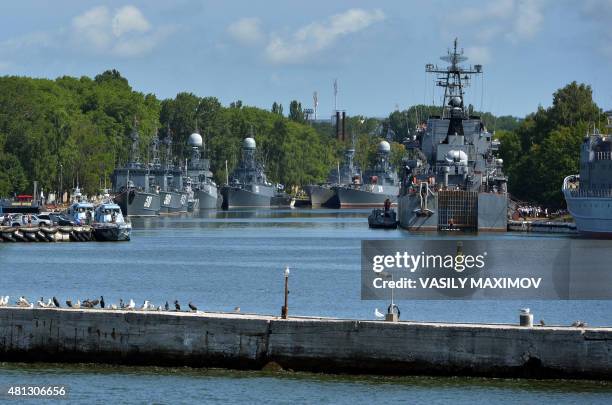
563, 176, 612, 237
305, 185, 338, 207
92, 223, 131, 241
271, 193, 293, 208
159, 191, 188, 214
196, 185, 219, 210
398, 191, 507, 231
221, 186, 273, 208
114, 190, 160, 217
335, 185, 398, 208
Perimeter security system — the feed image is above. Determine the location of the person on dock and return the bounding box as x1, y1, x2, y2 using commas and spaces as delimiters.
383, 198, 391, 217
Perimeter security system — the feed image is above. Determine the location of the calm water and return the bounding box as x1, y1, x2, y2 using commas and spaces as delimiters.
1, 209, 611, 403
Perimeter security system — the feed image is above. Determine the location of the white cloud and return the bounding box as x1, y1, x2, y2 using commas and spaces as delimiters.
112, 5, 151, 37
581, 0, 612, 59
448, 0, 545, 45
227, 17, 264, 46
506, 0, 543, 42
72, 6, 112, 49
71, 5, 171, 57
264, 8, 385, 64
464, 46, 491, 64
455, 0, 514, 24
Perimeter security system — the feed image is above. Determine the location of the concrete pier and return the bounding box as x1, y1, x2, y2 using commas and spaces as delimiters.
1, 307, 611, 380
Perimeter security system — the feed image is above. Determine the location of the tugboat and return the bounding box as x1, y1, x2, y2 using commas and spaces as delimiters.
112, 124, 161, 216
335, 140, 399, 208
221, 137, 288, 208
305, 147, 361, 208
185, 130, 219, 210
563, 110, 612, 237
397, 39, 508, 232
92, 201, 131, 241
368, 198, 398, 229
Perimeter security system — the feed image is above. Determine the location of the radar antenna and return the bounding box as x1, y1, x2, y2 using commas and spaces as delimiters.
425, 38, 483, 119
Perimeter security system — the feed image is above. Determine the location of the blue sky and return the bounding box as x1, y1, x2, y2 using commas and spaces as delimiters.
1, 0, 610, 118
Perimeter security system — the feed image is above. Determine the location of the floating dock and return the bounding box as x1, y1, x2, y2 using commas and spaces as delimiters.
508, 220, 577, 234
0, 307, 610, 380
0, 226, 94, 242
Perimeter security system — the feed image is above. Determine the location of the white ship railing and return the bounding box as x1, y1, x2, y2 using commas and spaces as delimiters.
595, 151, 612, 160
563, 175, 612, 198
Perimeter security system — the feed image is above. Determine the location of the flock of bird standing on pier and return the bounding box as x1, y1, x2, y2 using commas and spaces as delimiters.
0, 295, 199, 312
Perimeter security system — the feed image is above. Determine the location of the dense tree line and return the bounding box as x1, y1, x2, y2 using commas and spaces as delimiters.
1, 71, 600, 208
496, 82, 605, 208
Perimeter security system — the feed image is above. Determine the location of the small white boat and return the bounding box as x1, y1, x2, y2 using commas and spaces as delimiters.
67, 187, 95, 225
92, 202, 131, 241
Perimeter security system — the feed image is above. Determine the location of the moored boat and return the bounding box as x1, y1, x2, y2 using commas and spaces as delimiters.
92, 202, 131, 241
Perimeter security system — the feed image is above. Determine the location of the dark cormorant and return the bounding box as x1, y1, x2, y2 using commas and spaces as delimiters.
52, 296, 60, 308
174, 300, 180, 311
188, 302, 197, 312
100, 296, 105, 309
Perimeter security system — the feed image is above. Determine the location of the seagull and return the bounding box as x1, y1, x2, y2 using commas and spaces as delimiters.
110, 304, 118, 310
100, 296, 105, 309
141, 300, 150, 310
74, 299, 81, 309
66, 300, 73, 308
18, 296, 30, 307
0, 296, 7, 306
37, 298, 47, 308
164, 301, 169, 311
157, 305, 162, 311
46, 298, 54, 308
188, 302, 197, 312
174, 300, 181, 311
375, 308, 385, 320
126, 299, 135, 310
234, 306, 241, 313
52, 297, 60, 308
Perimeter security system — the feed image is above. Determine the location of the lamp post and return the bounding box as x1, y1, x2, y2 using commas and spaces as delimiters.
59, 163, 63, 204
281, 266, 290, 319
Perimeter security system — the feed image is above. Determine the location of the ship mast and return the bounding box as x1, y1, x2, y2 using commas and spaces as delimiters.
425, 38, 482, 119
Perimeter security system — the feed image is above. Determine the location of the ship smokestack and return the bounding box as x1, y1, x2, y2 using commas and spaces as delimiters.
342, 111, 346, 142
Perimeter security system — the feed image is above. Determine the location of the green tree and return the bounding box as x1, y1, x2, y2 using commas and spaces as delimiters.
288, 100, 304, 123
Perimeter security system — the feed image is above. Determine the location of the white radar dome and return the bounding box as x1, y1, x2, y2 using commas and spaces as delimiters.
243, 137, 256, 149
188, 132, 203, 147
445, 150, 468, 165
378, 140, 391, 153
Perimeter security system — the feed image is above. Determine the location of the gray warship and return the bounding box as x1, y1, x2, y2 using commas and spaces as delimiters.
563, 110, 612, 236
305, 147, 361, 207
221, 137, 288, 208
112, 126, 161, 217
152, 134, 188, 214
397, 39, 508, 231
185, 130, 219, 210
334, 140, 399, 208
